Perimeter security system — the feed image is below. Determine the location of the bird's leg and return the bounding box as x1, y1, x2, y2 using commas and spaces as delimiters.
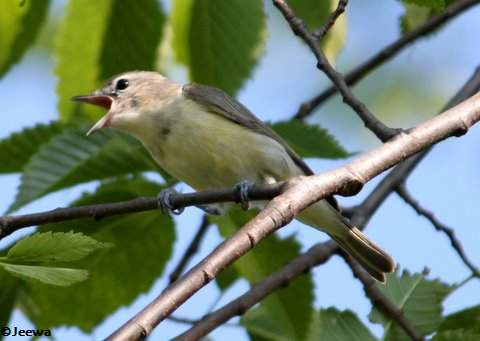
235, 180, 256, 211
157, 188, 184, 216
196, 205, 223, 216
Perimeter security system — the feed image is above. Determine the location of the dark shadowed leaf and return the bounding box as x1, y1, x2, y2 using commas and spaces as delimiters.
55, 0, 165, 121
0, 121, 64, 174
213, 207, 314, 341
369, 269, 452, 341
172, 0, 266, 96
271, 120, 350, 159
432, 329, 480, 341
21, 177, 175, 331
306, 308, 376, 341
8, 128, 157, 212
0, 270, 20, 334
438, 305, 480, 333
0, 0, 49, 78
402, 0, 445, 10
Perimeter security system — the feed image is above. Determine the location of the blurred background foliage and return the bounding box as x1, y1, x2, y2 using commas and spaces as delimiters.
0, 0, 479, 340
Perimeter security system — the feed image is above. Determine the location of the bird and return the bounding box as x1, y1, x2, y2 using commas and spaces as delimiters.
72, 71, 395, 282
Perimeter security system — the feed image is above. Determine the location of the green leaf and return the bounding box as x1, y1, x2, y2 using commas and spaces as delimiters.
0, 121, 64, 174
213, 207, 314, 341
0, 263, 88, 286
216, 265, 240, 291
369, 269, 453, 341
55, 0, 165, 121
0, 270, 20, 330
6, 231, 111, 263
438, 305, 480, 333
306, 308, 376, 341
433, 329, 480, 341
270, 120, 350, 159
172, 0, 266, 96
8, 128, 157, 212
21, 177, 175, 331
0, 0, 49, 78
286, 0, 347, 63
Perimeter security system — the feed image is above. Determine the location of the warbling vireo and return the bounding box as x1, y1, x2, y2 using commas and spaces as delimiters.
72, 71, 395, 282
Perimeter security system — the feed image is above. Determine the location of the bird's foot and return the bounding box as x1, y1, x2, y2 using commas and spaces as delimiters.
235, 180, 255, 210
157, 188, 184, 216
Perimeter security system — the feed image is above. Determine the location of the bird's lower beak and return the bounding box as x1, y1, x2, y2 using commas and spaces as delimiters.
71, 94, 113, 136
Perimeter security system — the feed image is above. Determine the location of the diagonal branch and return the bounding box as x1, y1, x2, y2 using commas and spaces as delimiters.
295, 0, 480, 119
396, 184, 480, 277
273, 0, 398, 141
104, 91, 480, 341
168, 215, 211, 284
312, 0, 348, 41
172, 67, 480, 340
341, 253, 424, 341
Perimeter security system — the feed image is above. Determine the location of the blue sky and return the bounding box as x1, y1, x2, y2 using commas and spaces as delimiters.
1, 0, 480, 340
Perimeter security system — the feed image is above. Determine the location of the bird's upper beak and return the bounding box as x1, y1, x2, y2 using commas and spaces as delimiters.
71, 93, 113, 136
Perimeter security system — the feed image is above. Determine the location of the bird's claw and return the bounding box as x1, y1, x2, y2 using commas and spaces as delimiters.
157, 188, 184, 216
235, 180, 255, 210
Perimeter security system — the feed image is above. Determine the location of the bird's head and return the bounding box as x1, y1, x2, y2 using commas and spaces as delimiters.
72, 71, 180, 136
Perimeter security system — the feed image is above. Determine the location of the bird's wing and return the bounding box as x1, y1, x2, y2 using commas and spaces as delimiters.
182, 83, 339, 210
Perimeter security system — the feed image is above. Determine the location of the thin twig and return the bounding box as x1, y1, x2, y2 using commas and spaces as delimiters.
169, 215, 211, 284
0, 183, 284, 241
295, 0, 480, 119
396, 184, 480, 277
313, 0, 348, 41
341, 253, 425, 341
273, 0, 398, 141
105, 91, 480, 340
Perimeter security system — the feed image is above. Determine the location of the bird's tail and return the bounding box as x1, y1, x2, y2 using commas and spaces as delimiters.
298, 202, 396, 282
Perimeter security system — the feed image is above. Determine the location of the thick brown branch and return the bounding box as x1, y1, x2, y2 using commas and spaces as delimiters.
342, 254, 425, 341
0, 183, 284, 241
295, 0, 480, 119
273, 0, 397, 141
104, 91, 480, 341
396, 184, 480, 277
169, 215, 211, 284
312, 0, 348, 41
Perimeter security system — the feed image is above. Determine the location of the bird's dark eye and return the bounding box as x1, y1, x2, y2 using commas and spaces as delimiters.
115, 78, 129, 91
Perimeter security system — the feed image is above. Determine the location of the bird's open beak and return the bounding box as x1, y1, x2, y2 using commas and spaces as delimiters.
71, 94, 113, 136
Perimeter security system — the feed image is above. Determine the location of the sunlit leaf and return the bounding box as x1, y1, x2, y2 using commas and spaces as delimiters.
0, 0, 49, 77
6, 231, 111, 263
438, 305, 480, 333
55, 0, 165, 121
0, 263, 88, 286
432, 329, 480, 341
172, 0, 266, 95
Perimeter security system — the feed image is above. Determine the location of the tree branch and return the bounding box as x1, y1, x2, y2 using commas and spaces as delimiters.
396, 184, 480, 277
104, 91, 480, 340
342, 253, 425, 341
168, 215, 211, 284
273, 0, 398, 141
295, 0, 480, 119
312, 0, 348, 41
0, 183, 284, 241
173, 67, 480, 340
